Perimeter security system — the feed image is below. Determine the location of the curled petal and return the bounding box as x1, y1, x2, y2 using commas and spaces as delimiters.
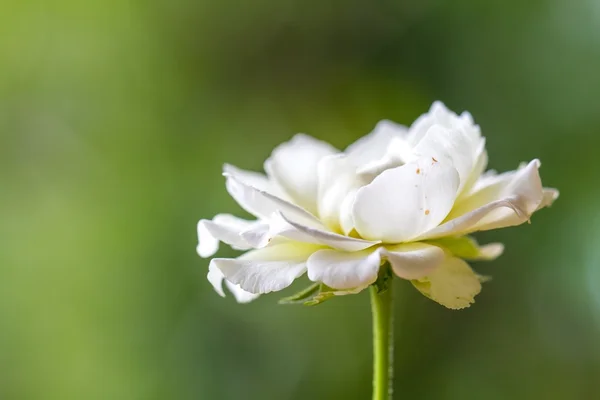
225, 162, 379, 252
224, 280, 262, 303
272, 211, 379, 251
420, 159, 556, 239
417, 198, 526, 240
353, 157, 460, 242
238, 211, 379, 252
207, 263, 260, 303
197, 214, 258, 258
211, 241, 322, 294
207, 263, 226, 297
276, 211, 379, 251
265, 134, 338, 214
411, 256, 482, 310
223, 164, 288, 199
224, 172, 322, 227
538, 188, 559, 210
307, 248, 382, 290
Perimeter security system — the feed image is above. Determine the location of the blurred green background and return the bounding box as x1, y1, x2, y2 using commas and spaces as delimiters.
0, 0, 598, 399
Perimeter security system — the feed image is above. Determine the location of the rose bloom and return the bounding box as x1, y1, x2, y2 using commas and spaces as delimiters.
197, 102, 558, 309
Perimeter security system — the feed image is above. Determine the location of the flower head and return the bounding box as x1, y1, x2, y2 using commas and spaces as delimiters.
198, 102, 558, 309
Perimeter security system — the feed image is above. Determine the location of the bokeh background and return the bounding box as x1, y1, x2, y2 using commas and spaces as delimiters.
1, 0, 598, 399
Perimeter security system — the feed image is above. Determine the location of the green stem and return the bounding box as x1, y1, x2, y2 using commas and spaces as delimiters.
370, 283, 394, 400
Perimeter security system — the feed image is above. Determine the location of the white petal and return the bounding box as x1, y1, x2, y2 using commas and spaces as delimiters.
264, 211, 380, 252
357, 137, 412, 178
237, 222, 271, 248
459, 141, 488, 197
207, 263, 260, 303
197, 214, 257, 258
381, 243, 445, 280
211, 241, 321, 294
345, 120, 408, 167
352, 157, 460, 242
317, 154, 369, 234
411, 256, 482, 310
338, 190, 359, 236
411, 125, 479, 193
538, 188, 559, 210
418, 198, 526, 240
265, 134, 338, 214
224, 280, 261, 303
223, 173, 377, 253
307, 248, 381, 290
407, 101, 452, 146
405, 102, 486, 195
420, 159, 550, 239
408, 101, 482, 147
207, 263, 227, 297
224, 172, 322, 227
478, 243, 505, 260
223, 164, 288, 199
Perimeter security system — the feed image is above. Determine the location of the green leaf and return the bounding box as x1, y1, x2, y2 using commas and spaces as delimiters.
278, 282, 341, 306
278, 283, 320, 305
425, 236, 481, 259
303, 285, 337, 306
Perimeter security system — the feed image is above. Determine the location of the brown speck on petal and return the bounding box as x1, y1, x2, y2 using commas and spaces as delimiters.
432, 157, 438, 163
416, 168, 421, 174
425, 209, 430, 215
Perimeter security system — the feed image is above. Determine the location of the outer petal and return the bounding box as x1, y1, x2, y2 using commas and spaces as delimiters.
207, 263, 227, 297
211, 241, 323, 294
381, 243, 445, 280
419, 159, 553, 239
411, 256, 482, 310
242, 211, 380, 252
478, 243, 505, 260
345, 120, 408, 167
265, 134, 338, 214
538, 188, 559, 210
224, 280, 262, 303
352, 157, 460, 242
223, 164, 288, 199
197, 214, 258, 258
224, 172, 322, 227
306, 248, 382, 290
317, 154, 369, 234
207, 263, 260, 303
